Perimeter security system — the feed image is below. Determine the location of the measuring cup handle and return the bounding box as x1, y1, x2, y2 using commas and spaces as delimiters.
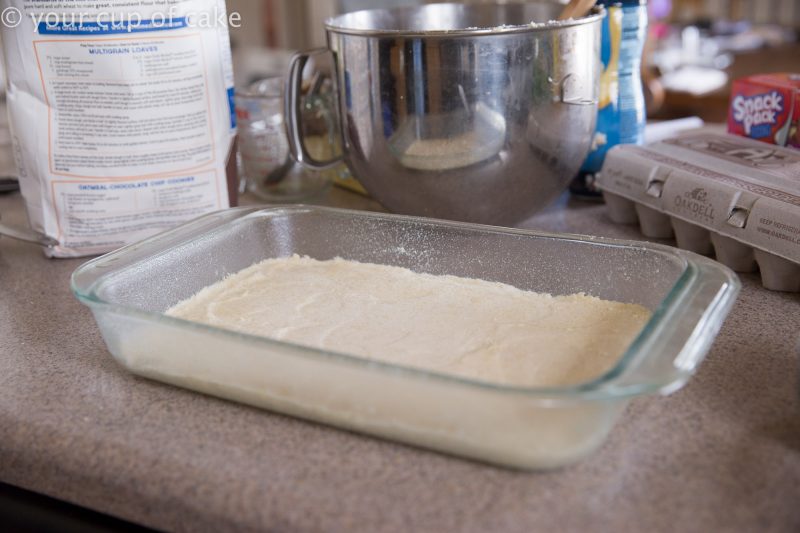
285, 49, 344, 171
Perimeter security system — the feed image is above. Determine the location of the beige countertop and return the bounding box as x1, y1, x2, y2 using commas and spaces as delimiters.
1, 188, 799, 532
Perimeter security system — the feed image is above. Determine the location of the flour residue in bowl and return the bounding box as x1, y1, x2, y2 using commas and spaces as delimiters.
166, 255, 651, 388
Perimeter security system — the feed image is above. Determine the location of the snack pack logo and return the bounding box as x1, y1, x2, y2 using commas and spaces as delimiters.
732, 91, 784, 138
675, 187, 714, 222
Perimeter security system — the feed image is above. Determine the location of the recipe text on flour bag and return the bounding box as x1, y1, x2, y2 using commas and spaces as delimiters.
1, 0, 236, 257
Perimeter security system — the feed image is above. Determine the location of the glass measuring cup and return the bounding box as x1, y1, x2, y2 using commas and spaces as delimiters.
235, 76, 336, 202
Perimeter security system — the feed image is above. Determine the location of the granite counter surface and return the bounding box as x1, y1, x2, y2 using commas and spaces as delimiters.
1, 189, 799, 532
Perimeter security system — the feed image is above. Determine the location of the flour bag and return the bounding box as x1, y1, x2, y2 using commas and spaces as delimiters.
0, 0, 235, 257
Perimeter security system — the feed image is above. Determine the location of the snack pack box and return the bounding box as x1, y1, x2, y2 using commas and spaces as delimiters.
598, 131, 800, 292
727, 73, 800, 149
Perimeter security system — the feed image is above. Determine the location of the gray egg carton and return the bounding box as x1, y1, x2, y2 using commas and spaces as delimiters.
597, 131, 800, 292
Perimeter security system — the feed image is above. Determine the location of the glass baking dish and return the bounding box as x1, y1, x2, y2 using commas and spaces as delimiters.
71, 206, 739, 469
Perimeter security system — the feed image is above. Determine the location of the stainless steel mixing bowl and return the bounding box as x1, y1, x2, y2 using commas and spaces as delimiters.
286, 1, 604, 225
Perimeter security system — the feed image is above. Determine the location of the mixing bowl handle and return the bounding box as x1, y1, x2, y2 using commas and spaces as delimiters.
285, 49, 344, 171
549, 74, 598, 107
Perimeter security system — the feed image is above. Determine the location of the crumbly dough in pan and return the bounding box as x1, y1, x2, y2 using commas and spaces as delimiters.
167, 255, 651, 387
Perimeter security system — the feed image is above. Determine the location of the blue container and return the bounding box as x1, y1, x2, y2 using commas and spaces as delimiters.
570, 0, 648, 198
